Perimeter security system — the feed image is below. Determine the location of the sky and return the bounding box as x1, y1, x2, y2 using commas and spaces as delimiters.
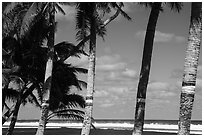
16, 2, 202, 120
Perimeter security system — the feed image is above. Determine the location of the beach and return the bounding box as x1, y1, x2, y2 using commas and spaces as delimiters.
2, 120, 202, 135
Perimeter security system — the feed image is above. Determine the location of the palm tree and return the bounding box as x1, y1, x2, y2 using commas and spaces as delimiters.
75, 2, 131, 135
132, 2, 182, 135
178, 2, 202, 135
2, 2, 88, 134
35, 2, 55, 135
76, 2, 131, 135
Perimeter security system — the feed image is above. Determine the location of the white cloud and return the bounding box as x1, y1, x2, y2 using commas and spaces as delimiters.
108, 87, 129, 94
122, 69, 137, 78
135, 30, 185, 43
147, 82, 169, 91
147, 82, 176, 98
97, 63, 126, 71
96, 54, 127, 71
97, 54, 121, 65
100, 103, 114, 108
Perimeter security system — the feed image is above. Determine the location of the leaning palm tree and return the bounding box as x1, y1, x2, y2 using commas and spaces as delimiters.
76, 3, 131, 135
132, 2, 182, 135
178, 2, 202, 135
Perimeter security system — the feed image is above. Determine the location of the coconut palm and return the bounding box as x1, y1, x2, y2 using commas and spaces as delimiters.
178, 2, 202, 135
35, 2, 55, 134
75, 2, 131, 135
132, 2, 182, 135
2, 2, 86, 134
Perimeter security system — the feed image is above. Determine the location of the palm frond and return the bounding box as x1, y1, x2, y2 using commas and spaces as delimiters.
55, 41, 80, 61
62, 94, 85, 108
191, 2, 202, 24
3, 2, 23, 15
48, 108, 84, 121
4, 88, 19, 102
20, 2, 46, 38
55, 3, 66, 15
58, 2, 76, 6
167, 2, 183, 13
25, 93, 41, 108
95, 13, 107, 40
77, 80, 87, 89
75, 3, 90, 45
114, 2, 132, 20
67, 66, 88, 74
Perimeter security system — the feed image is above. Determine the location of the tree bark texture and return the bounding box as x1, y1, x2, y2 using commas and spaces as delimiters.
132, 3, 161, 135
36, 2, 55, 135
81, 3, 96, 135
178, 2, 202, 135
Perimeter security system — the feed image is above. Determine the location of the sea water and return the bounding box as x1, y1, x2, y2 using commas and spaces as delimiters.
3, 119, 202, 134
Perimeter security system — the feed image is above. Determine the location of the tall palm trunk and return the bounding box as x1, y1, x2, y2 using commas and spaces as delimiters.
178, 2, 202, 135
6, 91, 23, 135
81, 3, 96, 135
132, 2, 161, 135
36, 2, 55, 135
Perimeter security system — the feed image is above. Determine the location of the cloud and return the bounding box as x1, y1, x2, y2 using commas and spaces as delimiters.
147, 81, 176, 98
96, 54, 127, 71
97, 63, 126, 71
100, 103, 114, 108
147, 82, 169, 91
135, 30, 185, 43
171, 65, 202, 79
122, 69, 137, 78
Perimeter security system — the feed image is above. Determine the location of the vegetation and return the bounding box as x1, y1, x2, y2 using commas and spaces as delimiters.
132, 2, 182, 135
2, 2, 201, 135
178, 2, 202, 135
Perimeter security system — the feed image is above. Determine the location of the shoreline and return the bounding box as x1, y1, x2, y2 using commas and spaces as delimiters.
2, 127, 202, 135
2, 120, 202, 135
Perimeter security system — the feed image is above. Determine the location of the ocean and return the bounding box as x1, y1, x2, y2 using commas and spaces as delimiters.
3, 119, 202, 135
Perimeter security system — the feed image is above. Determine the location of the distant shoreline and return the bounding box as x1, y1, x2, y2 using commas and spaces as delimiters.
2, 127, 202, 135
2, 120, 202, 135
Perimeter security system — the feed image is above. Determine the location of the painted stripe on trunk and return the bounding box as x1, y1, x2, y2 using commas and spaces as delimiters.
182, 86, 196, 94
137, 98, 146, 103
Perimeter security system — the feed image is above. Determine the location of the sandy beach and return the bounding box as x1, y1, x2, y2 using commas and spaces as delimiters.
2, 127, 202, 135
2, 121, 202, 135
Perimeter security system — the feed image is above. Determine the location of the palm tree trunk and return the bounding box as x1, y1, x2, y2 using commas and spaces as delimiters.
2, 84, 36, 125
36, 2, 55, 135
132, 2, 161, 135
178, 2, 202, 135
6, 94, 22, 135
81, 3, 96, 135
2, 104, 15, 125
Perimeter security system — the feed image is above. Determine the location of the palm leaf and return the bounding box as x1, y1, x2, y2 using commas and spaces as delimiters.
20, 2, 46, 38
62, 94, 85, 108
114, 2, 132, 20
24, 93, 41, 108
4, 88, 19, 102
77, 80, 87, 89
55, 41, 87, 61
167, 2, 183, 13
75, 3, 90, 43
55, 3, 66, 15
3, 2, 23, 15
48, 109, 84, 121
